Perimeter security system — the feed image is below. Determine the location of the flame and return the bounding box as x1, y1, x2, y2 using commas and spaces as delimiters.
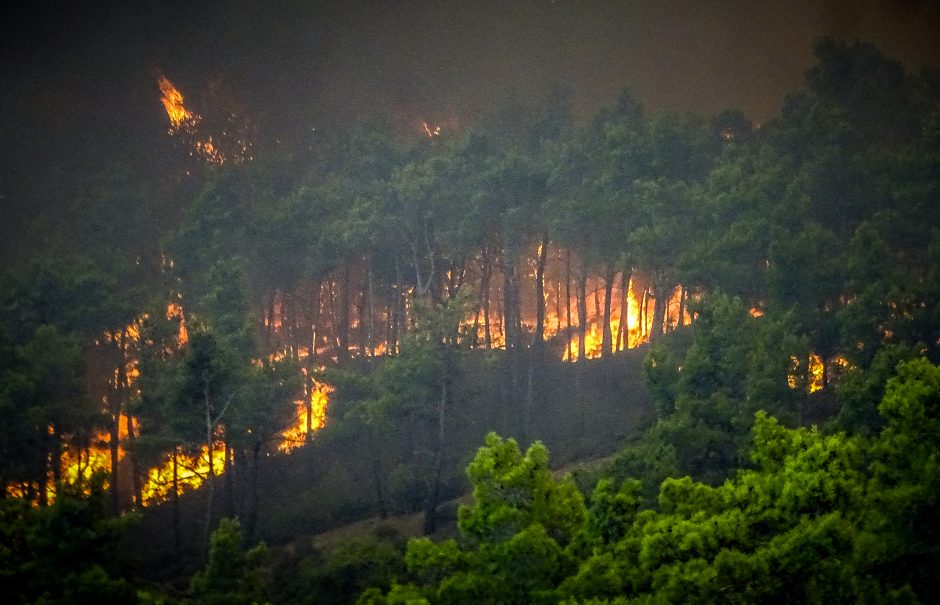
167, 302, 189, 346
158, 74, 199, 132
141, 443, 227, 506
808, 353, 825, 393
422, 122, 441, 138
560, 281, 687, 361
279, 379, 333, 453
157, 73, 248, 165
787, 353, 827, 393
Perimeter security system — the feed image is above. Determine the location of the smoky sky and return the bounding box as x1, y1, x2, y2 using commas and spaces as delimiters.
2, 0, 939, 260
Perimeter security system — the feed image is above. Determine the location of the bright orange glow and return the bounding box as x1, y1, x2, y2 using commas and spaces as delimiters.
141, 444, 227, 506
279, 379, 332, 452
156, 73, 232, 165
167, 302, 188, 346
422, 121, 442, 138
788, 353, 827, 393
157, 74, 198, 132
808, 353, 825, 393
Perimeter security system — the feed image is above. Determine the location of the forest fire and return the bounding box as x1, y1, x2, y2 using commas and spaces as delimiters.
156, 73, 251, 164
141, 444, 227, 506
279, 379, 333, 453
422, 121, 442, 138
157, 74, 198, 133
167, 301, 189, 346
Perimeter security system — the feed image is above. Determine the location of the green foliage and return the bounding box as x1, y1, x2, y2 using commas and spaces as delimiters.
458, 433, 585, 546
189, 518, 269, 605
0, 481, 139, 604
630, 294, 811, 485
361, 359, 940, 603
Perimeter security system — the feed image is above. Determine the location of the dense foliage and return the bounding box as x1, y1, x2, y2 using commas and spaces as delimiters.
360, 359, 940, 604
1, 38, 939, 602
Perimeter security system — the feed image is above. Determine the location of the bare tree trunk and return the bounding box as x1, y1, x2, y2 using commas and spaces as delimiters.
108, 408, 120, 514
172, 449, 180, 552
533, 237, 549, 346
366, 427, 388, 519
640, 287, 649, 342
37, 445, 48, 507
566, 250, 573, 361
601, 267, 615, 357
126, 415, 143, 508
50, 428, 61, 489
617, 270, 629, 351
423, 350, 448, 535
576, 262, 588, 423
108, 334, 126, 514
577, 265, 588, 362
246, 440, 261, 541
203, 379, 216, 543
310, 281, 320, 363
503, 255, 516, 351
338, 266, 351, 363
480, 250, 493, 350
677, 285, 687, 328
368, 261, 376, 356
649, 284, 667, 343
223, 430, 235, 519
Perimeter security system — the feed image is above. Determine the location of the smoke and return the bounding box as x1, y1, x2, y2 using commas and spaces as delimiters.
2, 0, 939, 262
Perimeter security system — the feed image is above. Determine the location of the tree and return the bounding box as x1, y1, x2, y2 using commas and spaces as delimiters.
0, 479, 139, 604
189, 518, 270, 605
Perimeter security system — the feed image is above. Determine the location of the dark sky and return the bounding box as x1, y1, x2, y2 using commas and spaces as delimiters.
2, 0, 939, 260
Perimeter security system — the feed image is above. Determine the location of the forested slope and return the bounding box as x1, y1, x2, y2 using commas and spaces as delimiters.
1, 38, 939, 603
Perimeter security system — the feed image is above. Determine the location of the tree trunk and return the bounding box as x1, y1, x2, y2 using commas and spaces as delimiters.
649, 285, 667, 343
640, 287, 649, 342
423, 350, 448, 535
677, 285, 687, 328
50, 427, 62, 489
37, 444, 48, 507
566, 250, 573, 361
480, 250, 493, 350
577, 265, 588, 362
203, 379, 216, 543
368, 261, 376, 356
533, 237, 549, 346
338, 267, 351, 363
224, 430, 235, 519
246, 440, 261, 541
601, 267, 615, 357
108, 412, 120, 514
366, 427, 388, 519
172, 448, 180, 552
126, 415, 143, 508
617, 270, 629, 351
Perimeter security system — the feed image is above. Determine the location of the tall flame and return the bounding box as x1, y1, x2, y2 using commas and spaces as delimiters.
157, 75, 199, 133
279, 379, 333, 453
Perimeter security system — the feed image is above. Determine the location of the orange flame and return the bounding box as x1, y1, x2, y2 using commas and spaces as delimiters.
167, 301, 189, 346
422, 122, 442, 138
279, 379, 333, 452
141, 443, 227, 506
157, 74, 199, 133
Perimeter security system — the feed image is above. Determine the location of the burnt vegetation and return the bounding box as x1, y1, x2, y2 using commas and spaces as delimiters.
2, 40, 940, 603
